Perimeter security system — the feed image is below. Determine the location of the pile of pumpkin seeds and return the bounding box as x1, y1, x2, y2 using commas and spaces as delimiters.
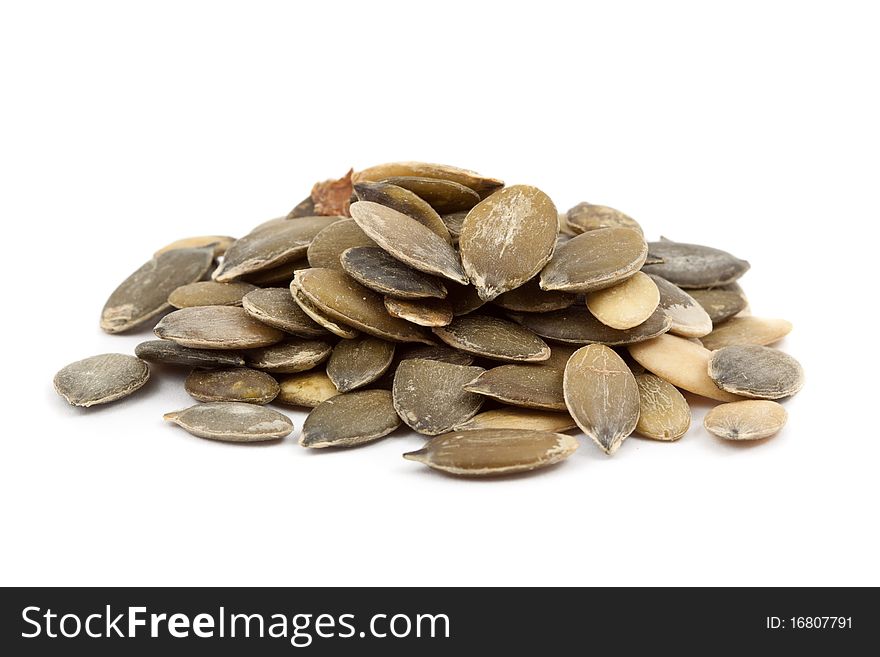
53, 162, 804, 477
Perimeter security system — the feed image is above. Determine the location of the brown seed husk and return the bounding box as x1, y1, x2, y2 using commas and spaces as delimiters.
464, 365, 566, 411
154, 235, 236, 258
403, 429, 578, 477
354, 181, 452, 243
642, 240, 750, 288
687, 283, 748, 324
539, 227, 647, 293
628, 334, 744, 402
392, 359, 485, 435
310, 169, 353, 217
53, 354, 150, 407
154, 306, 286, 349
508, 305, 671, 345
306, 219, 376, 270
241, 257, 309, 286
349, 201, 468, 284
340, 246, 448, 299
703, 400, 787, 441
101, 247, 214, 334
327, 336, 395, 392
168, 281, 257, 309
244, 339, 333, 374
381, 176, 481, 214
432, 315, 550, 362
459, 185, 559, 301
213, 216, 341, 282
293, 268, 433, 344
563, 344, 640, 455
493, 278, 576, 313
384, 297, 453, 327
396, 344, 475, 366
241, 288, 329, 337
184, 367, 280, 404
354, 161, 504, 196
565, 202, 644, 236
445, 282, 487, 316
135, 340, 246, 368
708, 345, 804, 399
454, 408, 577, 432
634, 373, 691, 441
275, 370, 340, 407
164, 402, 293, 442
586, 271, 660, 330
648, 274, 713, 338
289, 284, 360, 339
299, 390, 400, 448
700, 316, 793, 351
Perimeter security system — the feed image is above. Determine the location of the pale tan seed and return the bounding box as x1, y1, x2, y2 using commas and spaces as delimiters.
340, 246, 448, 299
464, 365, 566, 411
306, 219, 375, 270
299, 390, 400, 448
703, 400, 787, 441
493, 278, 576, 313
241, 288, 329, 337
648, 274, 713, 338
642, 240, 750, 288
687, 283, 748, 324
403, 429, 578, 477
586, 271, 660, 330
244, 339, 333, 374
628, 334, 743, 402
384, 297, 453, 327
455, 408, 577, 432
565, 202, 644, 236
539, 227, 647, 293
354, 181, 452, 243
276, 370, 340, 407
381, 176, 481, 214
708, 345, 804, 399
164, 402, 293, 442
354, 161, 504, 196
327, 336, 396, 392
184, 367, 279, 404
154, 235, 236, 258
700, 317, 793, 351
154, 306, 286, 349
508, 305, 671, 345
290, 284, 360, 339
392, 359, 485, 435
634, 373, 691, 441
53, 354, 150, 408
168, 281, 257, 308
563, 344, 640, 455
432, 315, 550, 362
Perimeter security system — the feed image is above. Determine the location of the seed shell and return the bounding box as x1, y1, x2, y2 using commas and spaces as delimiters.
396, 344, 475, 366
154, 306, 286, 349
634, 373, 691, 441
276, 370, 340, 407
508, 305, 671, 345
327, 336, 396, 392
168, 281, 257, 308
493, 278, 576, 313
134, 340, 246, 368
708, 345, 804, 399
300, 390, 400, 448
289, 284, 360, 339
354, 161, 504, 196
703, 400, 787, 441
392, 359, 485, 435
242, 257, 309, 286
464, 365, 566, 411
700, 316, 792, 351
565, 202, 643, 236
454, 408, 577, 432
184, 367, 280, 404
241, 288, 329, 337
54, 354, 150, 407
642, 240, 750, 288
381, 176, 481, 214
441, 211, 467, 238
287, 195, 316, 219
244, 339, 333, 374
155, 235, 236, 258
354, 181, 452, 243
586, 271, 660, 330
340, 246, 448, 299
649, 274, 713, 338
306, 219, 376, 270
687, 283, 748, 324
432, 315, 550, 362
164, 402, 293, 442
384, 297, 453, 327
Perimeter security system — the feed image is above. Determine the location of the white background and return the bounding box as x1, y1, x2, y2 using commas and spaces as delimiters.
1, 1, 877, 587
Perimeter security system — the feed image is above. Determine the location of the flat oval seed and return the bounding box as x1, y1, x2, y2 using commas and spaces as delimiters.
241, 288, 328, 337
289, 284, 360, 339
700, 316, 793, 351
164, 402, 292, 442
687, 283, 748, 324
286, 195, 315, 219
154, 306, 286, 349
396, 344, 475, 366
294, 268, 433, 344
135, 340, 246, 368
185, 367, 280, 404
299, 390, 400, 448
392, 359, 485, 435
54, 354, 150, 407
101, 247, 214, 333
384, 297, 453, 327
441, 211, 467, 238
586, 271, 660, 330
445, 282, 487, 316
340, 246, 448, 299
213, 216, 342, 282
464, 365, 566, 411
565, 202, 644, 236
628, 334, 744, 402
563, 344, 640, 455
275, 370, 339, 407
349, 201, 468, 284
455, 408, 577, 432
354, 161, 504, 196
708, 345, 804, 399
244, 339, 332, 374
432, 315, 550, 362
508, 305, 671, 345
403, 429, 578, 477
704, 400, 787, 441
540, 227, 648, 293
242, 257, 309, 286
155, 235, 236, 258
382, 176, 481, 214
459, 185, 559, 301
306, 219, 376, 270
493, 278, 576, 313
634, 373, 691, 441
327, 336, 395, 392
354, 181, 452, 243
642, 240, 750, 288
168, 281, 257, 308
648, 274, 713, 338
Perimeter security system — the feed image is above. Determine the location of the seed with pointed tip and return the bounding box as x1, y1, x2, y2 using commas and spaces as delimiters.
703, 400, 787, 441
299, 390, 400, 448
164, 402, 293, 442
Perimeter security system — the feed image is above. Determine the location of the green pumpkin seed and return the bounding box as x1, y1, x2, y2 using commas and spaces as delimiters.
154, 235, 236, 258
634, 373, 691, 441
354, 161, 504, 196
708, 345, 804, 399
300, 390, 400, 448
241, 257, 309, 286
700, 316, 792, 351
244, 339, 332, 374
54, 354, 150, 407
241, 287, 329, 337
687, 283, 748, 324
565, 202, 643, 236
432, 314, 550, 362
648, 274, 713, 338
340, 246, 448, 299
276, 370, 340, 407
586, 271, 660, 330
154, 306, 286, 349
396, 344, 475, 366
454, 408, 576, 432
289, 283, 360, 339
354, 181, 452, 243
185, 367, 280, 404
642, 239, 750, 288
493, 278, 576, 313
704, 400, 787, 441
327, 336, 395, 392
168, 281, 257, 308
392, 359, 485, 435
382, 176, 481, 214
539, 227, 647, 293
135, 340, 246, 368
508, 305, 671, 345
164, 402, 292, 442
306, 219, 376, 270
464, 364, 566, 411
384, 296, 453, 327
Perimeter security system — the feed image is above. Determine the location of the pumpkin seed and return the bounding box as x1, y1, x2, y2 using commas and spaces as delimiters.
354, 161, 504, 196
508, 305, 671, 345
565, 202, 643, 236
687, 283, 748, 324
649, 274, 713, 338
244, 338, 333, 374
542, 343, 580, 370
293, 268, 433, 344
441, 211, 467, 237
327, 336, 395, 392
135, 340, 246, 368
384, 296, 453, 327
154, 306, 286, 349
289, 284, 360, 339
354, 181, 452, 243
493, 278, 576, 313
349, 201, 467, 284
241, 287, 329, 337
300, 390, 400, 448
403, 429, 578, 476
306, 219, 376, 270
242, 257, 309, 286
627, 334, 743, 402
642, 239, 750, 288
340, 246, 448, 299
53, 354, 150, 407
700, 316, 792, 351
164, 402, 292, 442
586, 271, 660, 330
445, 282, 487, 315
454, 408, 577, 432
703, 400, 787, 441
459, 185, 558, 301
213, 216, 341, 282
464, 365, 566, 411
563, 344, 640, 455
634, 373, 691, 441
168, 281, 257, 308
708, 345, 804, 399
276, 370, 340, 407
101, 247, 214, 334
432, 315, 550, 362
397, 344, 475, 366
539, 227, 648, 293
154, 235, 236, 258
185, 367, 280, 404
392, 359, 485, 435
382, 176, 481, 214
287, 195, 316, 219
